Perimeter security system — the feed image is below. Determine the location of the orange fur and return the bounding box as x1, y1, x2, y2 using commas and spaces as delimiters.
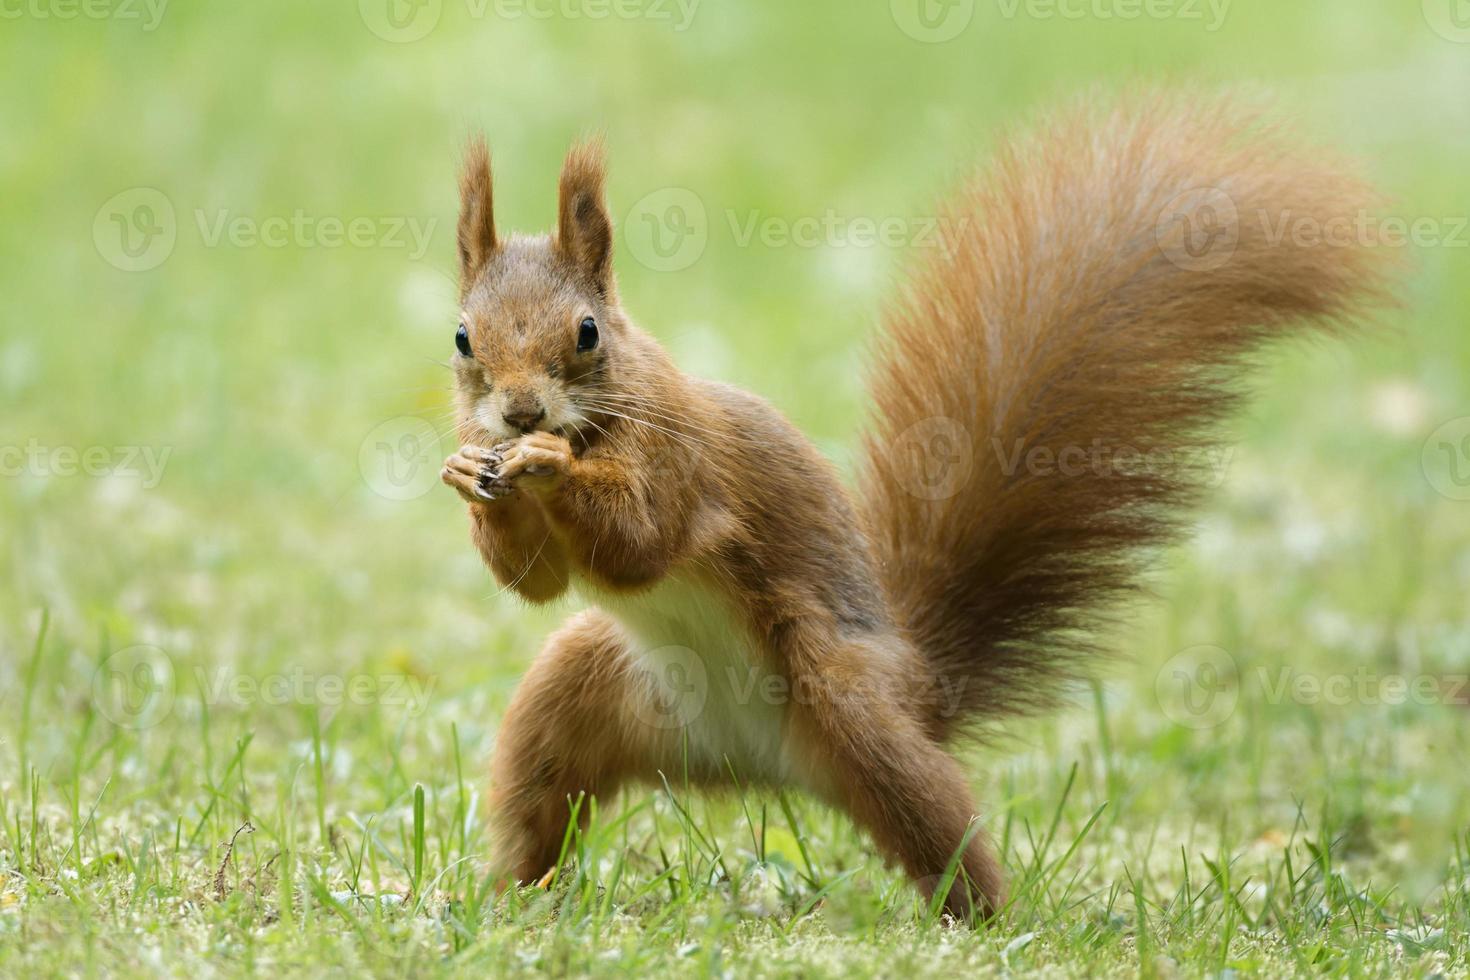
441, 93, 1397, 921
862, 93, 1398, 738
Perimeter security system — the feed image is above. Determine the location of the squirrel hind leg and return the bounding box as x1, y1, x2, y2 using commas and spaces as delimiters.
488, 610, 672, 885
787, 634, 1008, 922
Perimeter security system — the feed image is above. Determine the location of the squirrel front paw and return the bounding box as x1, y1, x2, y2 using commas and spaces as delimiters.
441, 434, 573, 505
441, 445, 510, 504
491, 432, 573, 493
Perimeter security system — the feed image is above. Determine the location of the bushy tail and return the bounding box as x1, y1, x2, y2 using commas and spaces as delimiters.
860, 92, 1398, 738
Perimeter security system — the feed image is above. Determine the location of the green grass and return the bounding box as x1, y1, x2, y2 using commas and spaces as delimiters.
2, 1, 1469, 975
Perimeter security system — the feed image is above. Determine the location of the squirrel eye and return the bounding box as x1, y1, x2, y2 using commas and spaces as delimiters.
455, 322, 472, 357
577, 317, 599, 353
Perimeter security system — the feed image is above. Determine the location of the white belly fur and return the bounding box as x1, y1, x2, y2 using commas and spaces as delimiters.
578, 573, 792, 784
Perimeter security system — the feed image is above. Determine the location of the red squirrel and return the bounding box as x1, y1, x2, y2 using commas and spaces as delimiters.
439, 93, 1395, 921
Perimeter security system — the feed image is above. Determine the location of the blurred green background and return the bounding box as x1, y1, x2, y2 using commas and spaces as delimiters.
2, 0, 1465, 649
1, 0, 1469, 971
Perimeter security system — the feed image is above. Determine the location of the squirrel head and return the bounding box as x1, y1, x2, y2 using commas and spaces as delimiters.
451, 137, 627, 447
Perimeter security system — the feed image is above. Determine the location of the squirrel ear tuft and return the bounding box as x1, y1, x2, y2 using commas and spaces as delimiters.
457, 136, 498, 288
556, 139, 614, 297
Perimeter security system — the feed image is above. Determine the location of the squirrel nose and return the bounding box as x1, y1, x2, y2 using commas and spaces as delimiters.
502, 407, 547, 433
